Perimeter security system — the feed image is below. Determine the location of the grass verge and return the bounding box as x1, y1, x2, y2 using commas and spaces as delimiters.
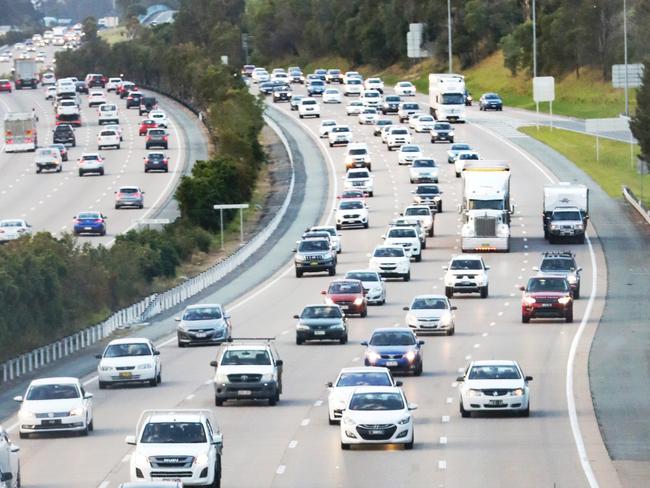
98, 26, 127, 45
519, 126, 649, 207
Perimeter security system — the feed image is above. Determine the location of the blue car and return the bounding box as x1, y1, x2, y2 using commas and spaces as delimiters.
308, 80, 326, 96
362, 328, 424, 376
73, 211, 107, 236
479, 92, 503, 111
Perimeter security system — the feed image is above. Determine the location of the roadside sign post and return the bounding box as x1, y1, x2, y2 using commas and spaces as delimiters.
612, 63, 644, 116
585, 117, 633, 163
213, 203, 250, 249
533, 76, 555, 131
136, 218, 170, 228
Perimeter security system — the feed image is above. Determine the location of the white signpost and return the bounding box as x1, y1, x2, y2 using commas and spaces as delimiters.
533, 76, 555, 130
612, 63, 644, 88
213, 203, 250, 249
585, 116, 634, 164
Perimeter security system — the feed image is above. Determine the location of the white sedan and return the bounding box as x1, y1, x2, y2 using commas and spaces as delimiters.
395, 81, 416, 96
0, 427, 20, 487
0, 219, 32, 242
454, 150, 481, 177
403, 294, 456, 335
344, 270, 386, 305
411, 114, 436, 132
96, 338, 162, 389
327, 367, 397, 423
457, 360, 532, 417
14, 377, 94, 438
358, 108, 378, 125
397, 144, 423, 165
97, 128, 121, 150
340, 386, 416, 449
345, 100, 364, 116
322, 88, 342, 104
88, 90, 107, 107
363, 77, 384, 93
328, 125, 353, 146
319, 119, 337, 138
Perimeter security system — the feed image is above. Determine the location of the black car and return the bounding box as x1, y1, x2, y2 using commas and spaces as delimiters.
144, 152, 169, 173
381, 95, 401, 114
126, 92, 143, 108
294, 305, 348, 345
139, 96, 157, 115
272, 84, 291, 102
430, 122, 454, 143
259, 81, 274, 95
75, 81, 88, 94
52, 124, 76, 146
412, 184, 443, 212
145, 128, 168, 149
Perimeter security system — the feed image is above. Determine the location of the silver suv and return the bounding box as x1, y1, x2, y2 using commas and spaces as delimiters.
534, 251, 582, 298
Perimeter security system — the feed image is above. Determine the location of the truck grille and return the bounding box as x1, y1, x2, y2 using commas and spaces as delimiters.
149, 456, 194, 469
227, 373, 262, 383
475, 216, 497, 237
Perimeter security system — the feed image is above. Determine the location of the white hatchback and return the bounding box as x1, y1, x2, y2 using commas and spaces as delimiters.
0, 219, 32, 242
358, 108, 378, 125
96, 338, 161, 389
322, 88, 342, 103
149, 110, 168, 128
397, 144, 423, 166
346, 100, 364, 116
369, 245, 411, 281
98, 103, 119, 125
298, 98, 320, 118
327, 367, 397, 422
97, 129, 121, 150
395, 81, 416, 96
88, 90, 107, 107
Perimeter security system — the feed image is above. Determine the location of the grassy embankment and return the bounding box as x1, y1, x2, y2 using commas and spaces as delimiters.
98, 26, 128, 45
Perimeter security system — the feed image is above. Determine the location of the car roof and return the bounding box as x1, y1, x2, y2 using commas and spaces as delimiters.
350, 385, 402, 394
184, 303, 222, 310
107, 337, 150, 345
339, 366, 390, 374
371, 327, 413, 334
411, 294, 447, 301
470, 359, 518, 367
30, 377, 80, 386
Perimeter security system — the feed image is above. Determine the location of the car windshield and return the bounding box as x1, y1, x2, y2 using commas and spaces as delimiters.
401, 146, 419, 152
0, 220, 24, 227
486, 94, 500, 100
441, 93, 465, 104
299, 240, 329, 252
416, 185, 440, 194
349, 392, 404, 411
552, 211, 582, 221
328, 282, 362, 294
386, 97, 400, 102
450, 259, 482, 270
78, 213, 100, 219
392, 129, 408, 135
348, 79, 361, 85
149, 130, 165, 136
339, 201, 363, 210
435, 123, 451, 130
413, 159, 435, 168
332, 127, 349, 133
349, 149, 367, 155
221, 349, 271, 365
527, 277, 569, 292
26, 384, 79, 400
405, 208, 429, 216
347, 172, 367, 179
337, 373, 391, 387
451, 144, 470, 151
403, 104, 418, 110
387, 228, 416, 238
141, 422, 207, 444
419, 116, 434, 122
412, 298, 447, 310
324, 90, 338, 94
376, 120, 392, 126
346, 272, 379, 282
541, 258, 575, 271
365, 92, 379, 98
370, 331, 415, 346
104, 343, 151, 357
183, 307, 222, 320
468, 365, 521, 380
311, 81, 324, 86
301, 306, 342, 319
398, 82, 412, 87
374, 247, 404, 258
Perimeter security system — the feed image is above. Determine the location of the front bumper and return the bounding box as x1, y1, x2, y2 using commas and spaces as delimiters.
134, 463, 216, 486
98, 368, 156, 383
365, 356, 419, 372
431, 132, 453, 141
522, 303, 571, 319
178, 328, 228, 345
337, 215, 368, 227
214, 381, 278, 400
462, 393, 528, 411
297, 328, 346, 341
341, 423, 412, 445
408, 320, 452, 333
461, 236, 509, 252
20, 414, 86, 433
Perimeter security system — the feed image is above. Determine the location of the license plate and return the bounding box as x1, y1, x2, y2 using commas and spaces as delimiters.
488, 400, 503, 406
119, 372, 132, 379
84, 227, 92, 230
386, 361, 398, 367
314, 331, 326, 336
370, 430, 384, 435
194, 332, 207, 338
541, 303, 553, 307
238, 390, 252, 396
310, 261, 319, 266
162, 479, 181, 483
460, 282, 471, 286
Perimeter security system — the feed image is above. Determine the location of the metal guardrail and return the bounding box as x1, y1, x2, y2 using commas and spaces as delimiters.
0, 112, 294, 385
622, 185, 650, 225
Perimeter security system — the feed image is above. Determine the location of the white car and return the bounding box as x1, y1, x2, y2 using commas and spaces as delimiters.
409, 158, 439, 183
0, 219, 32, 242
104, 123, 123, 141
403, 295, 456, 335
363, 78, 384, 93
345, 100, 364, 115
14, 377, 94, 438
322, 88, 342, 103
96, 338, 161, 389
88, 90, 107, 107
402, 205, 434, 237
309, 225, 342, 253
454, 150, 481, 177
358, 107, 378, 125
41, 72, 56, 85
298, 98, 320, 118
78, 152, 105, 176
126, 409, 223, 485
0, 427, 20, 488
373, 119, 393, 136
55, 98, 79, 116
335, 199, 369, 229
395, 81, 416, 96
443, 254, 490, 298
251, 68, 269, 83
457, 360, 532, 417
149, 110, 168, 128
343, 78, 363, 96
340, 386, 416, 449
343, 71, 362, 84
383, 226, 422, 261
319, 119, 337, 138
407, 113, 426, 129
105, 77, 122, 91
98, 103, 119, 125
328, 125, 353, 146
271, 72, 289, 84
44, 86, 57, 100
386, 127, 412, 150
343, 168, 374, 196
327, 367, 397, 422
447, 143, 472, 163
360, 89, 382, 108
343, 143, 371, 171
344, 270, 386, 305
369, 245, 411, 281
397, 144, 423, 165
411, 114, 436, 132
97, 129, 121, 150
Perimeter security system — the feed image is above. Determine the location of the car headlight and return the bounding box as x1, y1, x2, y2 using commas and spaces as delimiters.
366, 351, 380, 363
136, 452, 149, 469
99, 364, 113, 371
215, 373, 229, 384
405, 350, 417, 362
558, 295, 572, 305
467, 389, 483, 397
440, 312, 452, 326
449, 131, 455, 136
551, 224, 560, 230
567, 275, 577, 284
194, 452, 209, 466
138, 363, 153, 369
69, 407, 84, 417
353, 297, 363, 306
398, 415, 411, 425
575, 223, 583, 229
523, 296, 536, 305
370, 287, 382, 296
261, 373, 274, 382
511, 388, 524, 397
343, 416, 356, 426
296, 323, 310, 331
20, 410, 36, 421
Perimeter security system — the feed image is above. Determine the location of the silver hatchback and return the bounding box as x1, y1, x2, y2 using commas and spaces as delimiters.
114, 186, 144, 209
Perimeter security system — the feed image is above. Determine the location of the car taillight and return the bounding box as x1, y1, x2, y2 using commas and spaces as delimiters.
95, 219, 103, 223
146, 136, 151, 141
163, 135, 168, 141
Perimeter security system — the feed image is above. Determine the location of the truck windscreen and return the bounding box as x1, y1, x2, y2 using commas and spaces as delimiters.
468, 199, 504, 210
441, 93, 465, 105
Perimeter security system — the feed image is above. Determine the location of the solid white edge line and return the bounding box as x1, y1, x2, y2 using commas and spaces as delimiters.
470, 121, 599, 488
97, 481, 110, 488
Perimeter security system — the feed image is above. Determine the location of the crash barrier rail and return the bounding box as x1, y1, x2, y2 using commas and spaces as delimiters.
0, 111, 294, 384
622, 186, 650, 226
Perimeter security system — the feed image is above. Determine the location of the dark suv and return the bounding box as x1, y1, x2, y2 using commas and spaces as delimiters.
52, 124, 76, 146
293, 238, 336, 278
272, 84, 291, 103
126, 92, 143, 108
145, 128, 168, 149
86, 74, 106, 88
138, 96, 157, 116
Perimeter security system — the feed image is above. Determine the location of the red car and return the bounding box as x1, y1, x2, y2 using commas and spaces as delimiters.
0, 79, 12, 92
338, 189, 366, 201
139, 119, 158, 136
321, 279, 367, 317
520, 276, 573, 323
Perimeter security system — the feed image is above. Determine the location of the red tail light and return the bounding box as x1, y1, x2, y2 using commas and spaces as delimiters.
163, 135, 168, 141
95, 219, 103, 223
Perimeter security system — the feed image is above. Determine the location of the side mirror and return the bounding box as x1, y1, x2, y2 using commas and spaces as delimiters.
13, 396, 23, 402
366, 253, 371, 258
327, 381, 333, 388
485, 265, 491, 270
407, 403, 418, 411
153, 350, 160, 356
210, 361, 218, 368
275, 359, 284, 366
410, 190, 415, 194
451, 306, 458, 311
578, 267, 583, 272
320, 290, 326, 295
456, 376, 465, 382
402, 306, 409, 311
518, 285, 525, 291
360, 341, 368, 346
291, 248, 297, 253
525, 376, 533, 382
293, 314, 299, 319
174, 317, 181, 322
442, 266, 448, 270
95, 354, 102, 359
84, 392, 93, 399
212, 433, 223, 445
395, 381, 403, 387
9, 444, 19, 453
417, 340, 425, 345
125, 435, 136, 445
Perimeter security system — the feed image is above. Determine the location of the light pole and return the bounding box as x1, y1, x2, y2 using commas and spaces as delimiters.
623, 0, 630, 116
447, 0, 453, 73
532, 0, 537, 78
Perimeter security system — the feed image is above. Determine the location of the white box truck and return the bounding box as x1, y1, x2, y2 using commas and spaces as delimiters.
13, 59, 39, 89
4, 112, 38, 152
543, 183, 589, 244
428, 73, 466, 123
460, 161, 512, 252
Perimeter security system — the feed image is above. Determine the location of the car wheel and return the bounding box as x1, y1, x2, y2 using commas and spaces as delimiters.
99, 381, 107, 389
414, 362, 423, 376
178, 336, 186, 347
455, 171, 460, 178
296, 336, 303, 345
404, 272, 410, 282
78, 170, 83, 177
415, 253, 422, 263
480, 286, 488, 299
565, 310, 574, 323
268, 394, 277, 406
574, 285, 581, 299
369, 191, 374, 197
328, 267, 336, 276
335, 224, 341, 230
522, 315, 530, 324
363, 222, 369, 228
404, 436, 414, 450
447, 327, 455, 336
88, 418, 94, 432
438, 203, 443, 213
340, 335, 348, 344
460, 401, 470, 418
100, 229, 106, 236
214, 397, 223, 406
19, 432, 28, 439
295, 269, 303, 278
149, 377, 158, 387
99, 169, 105, 176
445, 287, 453, 298
79, 425, 89, 436
521, 404, 530, 417
360, 309, 367, 318
450, 138, 454, 143
157, 372, 162, 384
329, 416, 337, 425
428, 228, 434, 237
341, 442, 350, 450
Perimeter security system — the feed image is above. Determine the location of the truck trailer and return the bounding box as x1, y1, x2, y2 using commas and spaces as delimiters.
4, 112, 38, 152
13, 59, 39, 89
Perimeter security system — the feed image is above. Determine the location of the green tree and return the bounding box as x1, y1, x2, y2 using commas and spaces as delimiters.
630, 61, 650, 165
82, 16, 99, 42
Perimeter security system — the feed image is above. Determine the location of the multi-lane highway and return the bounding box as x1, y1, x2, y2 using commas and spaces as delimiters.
0, 48, 187, 246
0, 75, 621, 488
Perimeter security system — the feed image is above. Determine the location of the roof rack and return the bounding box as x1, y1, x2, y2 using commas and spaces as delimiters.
541, 250, 575, 258
226, 337, 275, 342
